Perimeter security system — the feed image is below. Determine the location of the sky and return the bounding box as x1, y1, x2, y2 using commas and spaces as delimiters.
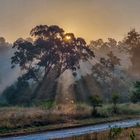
0, 0, 140, 43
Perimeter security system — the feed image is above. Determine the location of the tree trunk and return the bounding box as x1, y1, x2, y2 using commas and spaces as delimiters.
31, 66, 60, 102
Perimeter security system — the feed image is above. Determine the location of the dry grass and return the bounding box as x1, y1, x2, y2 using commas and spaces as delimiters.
0, 104, 92, 132
75, 103, 92, 118
98, 103, 140, 117
60, 127, 140, 140
0, 103, 139, 136
0, 103, 139, 130
0, 107, 66, 130
118, 103, 140, 115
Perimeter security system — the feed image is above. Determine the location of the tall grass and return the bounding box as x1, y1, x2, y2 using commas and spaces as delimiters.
0, 103, 139, 134
98, 103, 140, 117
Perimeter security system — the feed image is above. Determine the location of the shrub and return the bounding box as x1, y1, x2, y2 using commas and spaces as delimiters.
108, 127, 123, 140
131, 81, 140, 103
111, 93, 120, 114
89, 95, 103, 116
37, 100, 55, 110
2, 77, 32, 106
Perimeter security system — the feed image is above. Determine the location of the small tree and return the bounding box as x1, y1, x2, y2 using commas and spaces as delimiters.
131, 81, 140, 103
100, 52, 120, 94
108, 127, 123, 140
111, 93, 120, 114
2, 77, 31, 105
89, 95, 102, 116
130, 130, 136, 140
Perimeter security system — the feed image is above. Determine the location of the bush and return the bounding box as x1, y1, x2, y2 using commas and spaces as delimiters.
37, 100, 55, 110
108, 127, 123, 140
111, 93, 120, 114
89, 95, 103, 116
1, 78, 33, 106
131, 81, 140, 103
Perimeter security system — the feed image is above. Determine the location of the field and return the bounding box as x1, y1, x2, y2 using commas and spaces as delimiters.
0, 103, 139, 137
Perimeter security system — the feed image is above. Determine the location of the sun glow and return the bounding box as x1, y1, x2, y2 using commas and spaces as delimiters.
64, 35, 72, 42
65, 35, 71, 40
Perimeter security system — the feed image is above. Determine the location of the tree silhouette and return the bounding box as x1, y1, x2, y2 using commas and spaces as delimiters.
100, 51, 120, 71
108, 38, 117, 47
11, 25, 95, 82
107, 51, 120, 70
124, 29, 140, 73
125, 29, 140, 47
111, 93, 119, 114
2, 77, 31, 105
89, 95, 102, 116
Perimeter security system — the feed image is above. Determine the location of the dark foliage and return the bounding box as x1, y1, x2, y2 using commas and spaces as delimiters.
100, 51, 120, 70
124, 29, 140, 73
111, 93, 120, 114
89, 95, 102, 115
131, 81, 140, 103
2, 78, 32, 105
11, 25, 95, 83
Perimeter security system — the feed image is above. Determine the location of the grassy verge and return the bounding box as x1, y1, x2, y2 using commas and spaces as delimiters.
98, 102, 140, 117
0, 103, 139, 137
0, 115, 140, 137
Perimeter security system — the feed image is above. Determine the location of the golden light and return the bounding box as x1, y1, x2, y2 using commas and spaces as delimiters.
64, 35, 72, 42
64, 33, 74, 43
65, 35, 71, 41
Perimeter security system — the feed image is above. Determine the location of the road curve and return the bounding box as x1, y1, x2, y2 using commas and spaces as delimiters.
1, 119, 140, 140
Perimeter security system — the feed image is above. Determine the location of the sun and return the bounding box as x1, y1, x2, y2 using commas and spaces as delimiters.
65, 35, 71, 41
64, 33, 74, 43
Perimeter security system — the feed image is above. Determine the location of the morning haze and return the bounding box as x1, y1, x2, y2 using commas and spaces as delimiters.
0, 1, 140, 139
0, 0, 140, 42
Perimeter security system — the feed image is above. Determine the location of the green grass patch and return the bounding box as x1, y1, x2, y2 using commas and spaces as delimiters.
37, 100, 56, 110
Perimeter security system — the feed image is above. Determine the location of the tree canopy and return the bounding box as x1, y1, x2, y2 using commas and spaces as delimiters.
11, 25, 95, 82
100, 51, 120, 71
124, 29, 140, 73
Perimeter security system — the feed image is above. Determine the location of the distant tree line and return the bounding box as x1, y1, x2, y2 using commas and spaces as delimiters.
1, 25, 140, 106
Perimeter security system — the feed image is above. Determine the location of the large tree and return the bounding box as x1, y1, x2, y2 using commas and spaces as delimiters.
11, 25, 95, 84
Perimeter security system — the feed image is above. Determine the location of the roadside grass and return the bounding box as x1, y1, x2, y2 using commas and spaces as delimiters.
0, 107, 67, 130
74, 102, 92, 118
118, 103, 140, 115
0, 103, 139, 136
98, 103, 140, 117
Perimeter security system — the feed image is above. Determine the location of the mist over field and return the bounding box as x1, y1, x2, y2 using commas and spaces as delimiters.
0, 35, 140, 95
0, 38, 20, 93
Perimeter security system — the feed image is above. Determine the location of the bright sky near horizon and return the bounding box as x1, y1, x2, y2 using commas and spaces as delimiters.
0, 0, 140, 43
